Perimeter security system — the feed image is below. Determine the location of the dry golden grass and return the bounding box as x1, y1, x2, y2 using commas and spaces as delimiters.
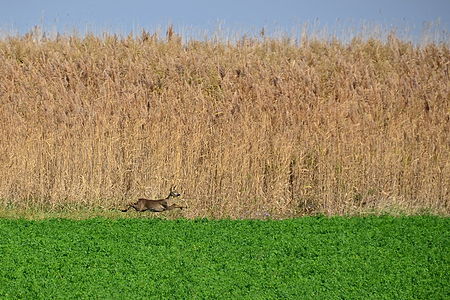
0, 28, 449, 218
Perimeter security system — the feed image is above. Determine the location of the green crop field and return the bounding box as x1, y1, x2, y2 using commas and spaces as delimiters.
0, 216, 448, 299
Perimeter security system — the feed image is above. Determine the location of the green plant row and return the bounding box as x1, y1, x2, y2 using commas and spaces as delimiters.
0, 216, 448, 299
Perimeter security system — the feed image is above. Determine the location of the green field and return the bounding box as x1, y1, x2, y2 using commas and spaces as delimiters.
0, 216, 448, 299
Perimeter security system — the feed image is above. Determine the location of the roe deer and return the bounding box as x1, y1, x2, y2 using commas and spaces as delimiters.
121, 186, 186, 212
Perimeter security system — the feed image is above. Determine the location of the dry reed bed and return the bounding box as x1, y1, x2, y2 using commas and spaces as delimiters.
0, 30, 449, 218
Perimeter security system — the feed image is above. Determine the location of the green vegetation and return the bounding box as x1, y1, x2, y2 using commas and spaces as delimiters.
0, 216, 448, 299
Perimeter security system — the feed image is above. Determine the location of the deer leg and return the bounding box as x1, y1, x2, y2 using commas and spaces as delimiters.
121, 204, 139, 212
121, 205, 131, 212
166, 204, 186, 211
148, 205, 165, 212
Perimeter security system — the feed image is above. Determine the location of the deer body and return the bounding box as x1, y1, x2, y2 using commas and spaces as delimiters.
121, 186, 185, 212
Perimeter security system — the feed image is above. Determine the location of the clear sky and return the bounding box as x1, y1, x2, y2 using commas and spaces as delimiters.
0, 0, 448, 41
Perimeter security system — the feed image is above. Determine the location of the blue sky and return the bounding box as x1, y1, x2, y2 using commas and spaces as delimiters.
0, 0, 448, 41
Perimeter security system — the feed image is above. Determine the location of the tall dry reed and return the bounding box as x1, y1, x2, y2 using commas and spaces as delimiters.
0, 29, 449, 218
